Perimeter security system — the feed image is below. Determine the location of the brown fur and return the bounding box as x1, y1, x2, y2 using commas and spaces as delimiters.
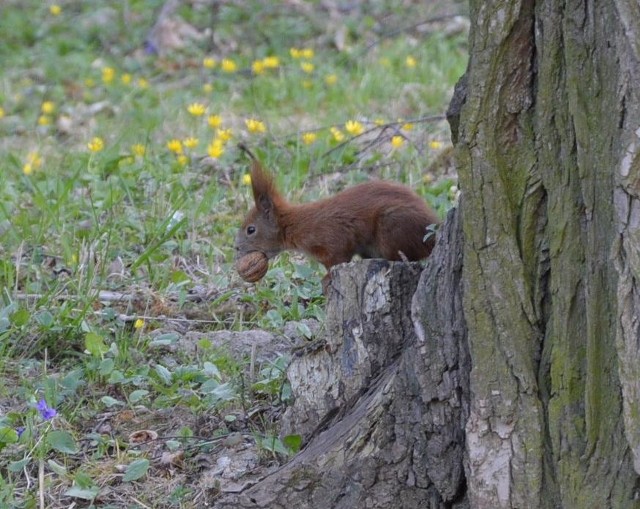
235, 150, 440, 284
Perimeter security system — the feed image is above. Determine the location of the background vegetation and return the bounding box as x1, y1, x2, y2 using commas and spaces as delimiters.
0, 0, 467, 506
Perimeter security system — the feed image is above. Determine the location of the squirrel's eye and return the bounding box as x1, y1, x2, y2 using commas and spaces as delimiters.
247, 225, 256, 235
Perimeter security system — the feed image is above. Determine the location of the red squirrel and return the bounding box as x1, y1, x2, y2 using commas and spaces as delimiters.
235, 145, 440, 288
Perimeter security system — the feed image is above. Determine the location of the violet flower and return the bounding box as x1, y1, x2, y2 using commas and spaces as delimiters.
36, 399, 57, 420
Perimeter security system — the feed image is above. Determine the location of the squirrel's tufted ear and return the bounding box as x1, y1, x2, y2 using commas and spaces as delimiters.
239, 144, 283, 221
251, 160, 277, 218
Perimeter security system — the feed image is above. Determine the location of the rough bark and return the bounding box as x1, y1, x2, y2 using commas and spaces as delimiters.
457, 0, 640, 507
215, 211, 469, 508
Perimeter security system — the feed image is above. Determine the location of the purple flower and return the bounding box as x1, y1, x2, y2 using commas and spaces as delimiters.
143, 40, 158, 55
36, 399, 57, 420
16, 426, 25, 438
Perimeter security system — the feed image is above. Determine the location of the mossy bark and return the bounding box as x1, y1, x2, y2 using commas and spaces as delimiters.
457, 0, 640, 506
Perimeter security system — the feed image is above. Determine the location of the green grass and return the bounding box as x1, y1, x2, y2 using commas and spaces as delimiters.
0, 0, 467, 506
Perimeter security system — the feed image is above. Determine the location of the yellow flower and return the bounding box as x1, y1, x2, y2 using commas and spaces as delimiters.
38, 115, 51, 126
216, 128, 233, 142
330, 127, 345, 142
208, 115, 222, 128
402, 122, 414, 131
121, 73, 132, 85
302, 80, 313, 89
405, 56, 417, 68
345, 120, 364, 136
242, 174, 252, 185
166, 139, 183, 154
290, 47, 301, 59
41, 101, 55, 114
177, 154, 189, 166
28, 151, 42, 167
302, 132, 317, 145
203, 83, 213, 93
134, 318, 144, 329
374, 118, 385, 126
252, 60, 265, 75
221, 59, 237, 73
263, 56, 279, 68
23, 151, 42, 174
429, 140, 443, 150
300, 61, 314, 74
50, 4, 62, 15
183, 137, 199, 149
137, 78, 149, 89
301, 48, 314, 59
207, 139, 225, 159
131, 144, 146, 157
203, 57, 217, 69
391, 136, 404, 148
187, 102, 206, 116
325, 74, 338, 86
245, 118, 266, 133
88, 137, 104, 152
0, 106, 5, 119
85, 78, 95, 87
102, 66, 115, 84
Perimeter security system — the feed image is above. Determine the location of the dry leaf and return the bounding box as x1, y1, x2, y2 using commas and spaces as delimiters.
128, 429, 159, 444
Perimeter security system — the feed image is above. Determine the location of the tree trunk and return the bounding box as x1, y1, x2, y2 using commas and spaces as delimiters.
215, 1, 640, 507
457, 0, 640, 507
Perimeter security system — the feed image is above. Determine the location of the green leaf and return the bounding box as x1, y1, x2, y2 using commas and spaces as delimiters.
0, 426, 19, 445
10, 307, 30, 327
36, 310, 54, 328
166, 439, 181, 451
47, 430, 78, 454
101, 396, 124, 407
149, 332, 180, 347
85, 332, 108, 357
130, 213, 186, 271
197, 338, 213, 350
47, 459, 68, 475
61, 369, 85, 393
154, 364, 173, 385
170, 270, 191, 284
177, 426, 193, 439
123, 458, 149, 482
99, 358, 115, 376
209, 382, 236, 402
73, 470, 95, 488
129, 390, 149, 403
282, 434, 302, 453
296, 322, 313, 339
200, 379, 219, 393
64, 485, 99, 500
257, 436, 291, 455
101, 155, 130, 178
8, 458, 30, 472
203, 361, 221, 378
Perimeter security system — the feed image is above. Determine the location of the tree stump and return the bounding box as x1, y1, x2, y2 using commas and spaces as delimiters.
215, 210, 469, 508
